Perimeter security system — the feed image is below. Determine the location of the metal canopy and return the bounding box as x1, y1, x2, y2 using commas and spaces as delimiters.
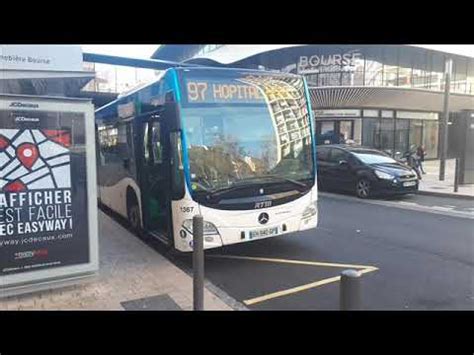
309, 86, 474, 112
82, 52, 200, 70
0, 70, 95, 96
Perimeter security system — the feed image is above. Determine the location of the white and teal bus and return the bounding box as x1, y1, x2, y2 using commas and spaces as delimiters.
95, 67, 318, 252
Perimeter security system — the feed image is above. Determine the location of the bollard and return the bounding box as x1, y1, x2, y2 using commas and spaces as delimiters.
193, 215, 204, 311
340, 269, 361, 310
454, 158, 460, 192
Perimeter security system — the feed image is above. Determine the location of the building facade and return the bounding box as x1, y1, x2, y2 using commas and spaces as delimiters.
153, 45, 474, 159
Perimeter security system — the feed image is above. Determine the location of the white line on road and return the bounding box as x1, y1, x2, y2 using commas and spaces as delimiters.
319, 192, 474, 220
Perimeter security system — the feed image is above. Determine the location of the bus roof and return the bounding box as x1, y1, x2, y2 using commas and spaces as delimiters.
95, 66, 303, 118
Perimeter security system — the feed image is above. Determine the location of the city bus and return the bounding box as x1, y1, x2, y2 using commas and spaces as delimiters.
95, 67, 318, 252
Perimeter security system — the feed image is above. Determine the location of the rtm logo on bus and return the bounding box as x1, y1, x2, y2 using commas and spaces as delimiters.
255, 201, 272, 209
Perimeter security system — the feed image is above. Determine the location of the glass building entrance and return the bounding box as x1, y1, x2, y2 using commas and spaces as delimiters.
361, 116, 439, 159
315, 110, 439, 160
316, 120, 356, 144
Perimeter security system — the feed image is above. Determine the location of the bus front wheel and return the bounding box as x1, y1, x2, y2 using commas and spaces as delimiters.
127, 192, 142, 236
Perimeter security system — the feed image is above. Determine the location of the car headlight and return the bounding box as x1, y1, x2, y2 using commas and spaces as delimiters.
302, 202, 318, 219
374, 170, 394, 180
182, 219, 220, 235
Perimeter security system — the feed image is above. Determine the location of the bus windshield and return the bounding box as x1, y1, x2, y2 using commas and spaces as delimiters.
180, 71, 314, 194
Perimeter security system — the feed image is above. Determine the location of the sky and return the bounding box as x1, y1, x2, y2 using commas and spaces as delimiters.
414, 45, 474, 58
81, 45, 158, 59
81, 45, 474, 60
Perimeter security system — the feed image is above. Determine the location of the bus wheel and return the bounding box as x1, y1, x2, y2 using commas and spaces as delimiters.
127, 201, 141, 235
356, 178, 371, 199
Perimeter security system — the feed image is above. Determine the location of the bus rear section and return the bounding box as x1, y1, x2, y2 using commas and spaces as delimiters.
96, 67, 318, 252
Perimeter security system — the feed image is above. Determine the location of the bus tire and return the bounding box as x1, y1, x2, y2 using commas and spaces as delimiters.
126, 189, 142, 236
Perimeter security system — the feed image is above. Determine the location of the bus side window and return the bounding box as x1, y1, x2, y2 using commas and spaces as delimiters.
151, 121, 163, 164
99, 124, 119, 164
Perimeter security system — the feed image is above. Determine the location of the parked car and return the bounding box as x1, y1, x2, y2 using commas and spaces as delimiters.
316, 145, 419, 198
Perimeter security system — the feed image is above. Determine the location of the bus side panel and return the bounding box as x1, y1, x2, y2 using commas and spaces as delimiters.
97, 120, 141, 223
99, 178, 142, 223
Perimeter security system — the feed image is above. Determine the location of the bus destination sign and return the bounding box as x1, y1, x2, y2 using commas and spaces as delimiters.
185, 78, 265, 105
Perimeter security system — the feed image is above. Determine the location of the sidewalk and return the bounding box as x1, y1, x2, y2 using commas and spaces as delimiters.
418, 159, 474, 198
0, 211, 233, 311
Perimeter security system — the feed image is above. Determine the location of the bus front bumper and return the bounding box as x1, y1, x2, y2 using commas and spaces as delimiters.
175, 212, 318, 252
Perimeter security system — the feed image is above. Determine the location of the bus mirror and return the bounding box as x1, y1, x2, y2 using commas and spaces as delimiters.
170, 131, 185, 199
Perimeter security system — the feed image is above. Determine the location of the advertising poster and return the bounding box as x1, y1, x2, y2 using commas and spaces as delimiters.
0, 108, 89, 276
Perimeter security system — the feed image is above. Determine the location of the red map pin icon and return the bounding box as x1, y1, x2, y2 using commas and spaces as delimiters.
0, 135, 10, 150
17, 143, 39, 169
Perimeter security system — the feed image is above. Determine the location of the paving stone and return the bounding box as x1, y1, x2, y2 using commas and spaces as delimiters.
0, 211, 232, 311
121, 293, 182, 311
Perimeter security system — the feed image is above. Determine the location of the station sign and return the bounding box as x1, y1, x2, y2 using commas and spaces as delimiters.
297, 51, 362, 74
0, 45, 84, 72
314, 109, 361, 118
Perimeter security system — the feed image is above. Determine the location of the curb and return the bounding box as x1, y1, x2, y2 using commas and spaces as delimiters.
99, 206, 244, 311
163, 249, 248, 311
417, 190, 474, 200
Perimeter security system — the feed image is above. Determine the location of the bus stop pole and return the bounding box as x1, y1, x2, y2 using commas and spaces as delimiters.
193, 215, 204, 311
340, 269, 361, 310
454, 158, 460, 192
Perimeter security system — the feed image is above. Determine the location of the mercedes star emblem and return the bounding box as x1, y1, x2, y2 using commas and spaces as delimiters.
258, 212, 269, 225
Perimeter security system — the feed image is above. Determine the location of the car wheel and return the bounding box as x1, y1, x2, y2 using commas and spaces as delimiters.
356, 179, 371, 199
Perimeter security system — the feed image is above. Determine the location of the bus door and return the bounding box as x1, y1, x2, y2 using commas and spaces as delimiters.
137, 112, 172, 241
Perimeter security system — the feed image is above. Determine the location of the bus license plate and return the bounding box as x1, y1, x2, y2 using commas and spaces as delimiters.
403, 181, 417, 187
249, 227, 279, 239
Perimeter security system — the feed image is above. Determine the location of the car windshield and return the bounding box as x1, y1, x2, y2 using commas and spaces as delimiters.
180, 72, 314, 194
353, 151, 397, 164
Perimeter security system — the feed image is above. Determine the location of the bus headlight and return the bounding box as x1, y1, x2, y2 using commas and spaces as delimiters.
182, 219, 220, 236
302, 202, 318, 219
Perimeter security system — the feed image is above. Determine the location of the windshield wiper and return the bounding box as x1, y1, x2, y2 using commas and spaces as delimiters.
204, 176, 309, 200
206, 181, 256, 199
241, 175, 309, 188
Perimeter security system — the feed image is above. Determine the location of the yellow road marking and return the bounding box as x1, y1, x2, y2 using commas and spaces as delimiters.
208, 254, 378, 306
244, 267, 378, 306
209, 254, 375, 270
